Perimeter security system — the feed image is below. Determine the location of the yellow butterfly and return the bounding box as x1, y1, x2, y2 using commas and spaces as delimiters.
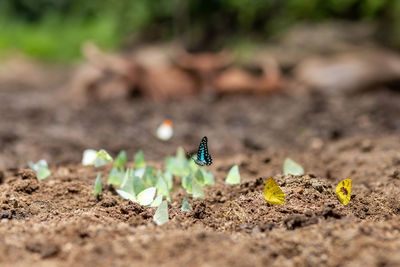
336, 179, 352, 205
264, 177, 285, 205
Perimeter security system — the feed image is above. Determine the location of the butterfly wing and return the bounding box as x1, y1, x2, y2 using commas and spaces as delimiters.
336, 179, 352, 205
205, 153, 212, 166
197, 136, 212, 166
264, 177, 285, 205
196, 137, 206, 162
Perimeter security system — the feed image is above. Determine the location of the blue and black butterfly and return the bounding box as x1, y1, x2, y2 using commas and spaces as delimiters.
188, 136, 212, 166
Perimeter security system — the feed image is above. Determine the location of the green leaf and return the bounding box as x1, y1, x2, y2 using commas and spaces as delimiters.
134, 150, 146, 169
94, 149, 113, 167
153, 200, 169, 226
94, 173, 102, 196
156, 175, 171, 201
28, 159, 51, 180
114, 150, 127, 169
181, 196, 191, 212
225, 165, 241, 185
192, 177, 204, 199
283, 158, 304, 176
107, 167, 124, 186
151, 194, 163, 207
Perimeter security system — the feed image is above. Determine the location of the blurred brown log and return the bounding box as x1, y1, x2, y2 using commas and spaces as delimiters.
174, 50, 233, 97
66, 42, 139, 105
215, 56, 281, 94
66, 43, 282, 103
295, 49, 400, 93
132, 45, 197, 100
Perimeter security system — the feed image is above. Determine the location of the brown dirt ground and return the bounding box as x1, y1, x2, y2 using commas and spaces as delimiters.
1, 73, 400, 266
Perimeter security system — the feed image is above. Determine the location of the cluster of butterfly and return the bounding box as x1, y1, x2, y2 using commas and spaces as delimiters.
263, 177, 352, 205
191, 136, 352, 206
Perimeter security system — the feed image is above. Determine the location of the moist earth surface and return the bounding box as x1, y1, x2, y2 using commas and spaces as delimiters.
1, 76, 400, 266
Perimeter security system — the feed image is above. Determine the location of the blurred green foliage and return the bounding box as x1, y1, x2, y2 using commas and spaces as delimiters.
0, 0, 399, 62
